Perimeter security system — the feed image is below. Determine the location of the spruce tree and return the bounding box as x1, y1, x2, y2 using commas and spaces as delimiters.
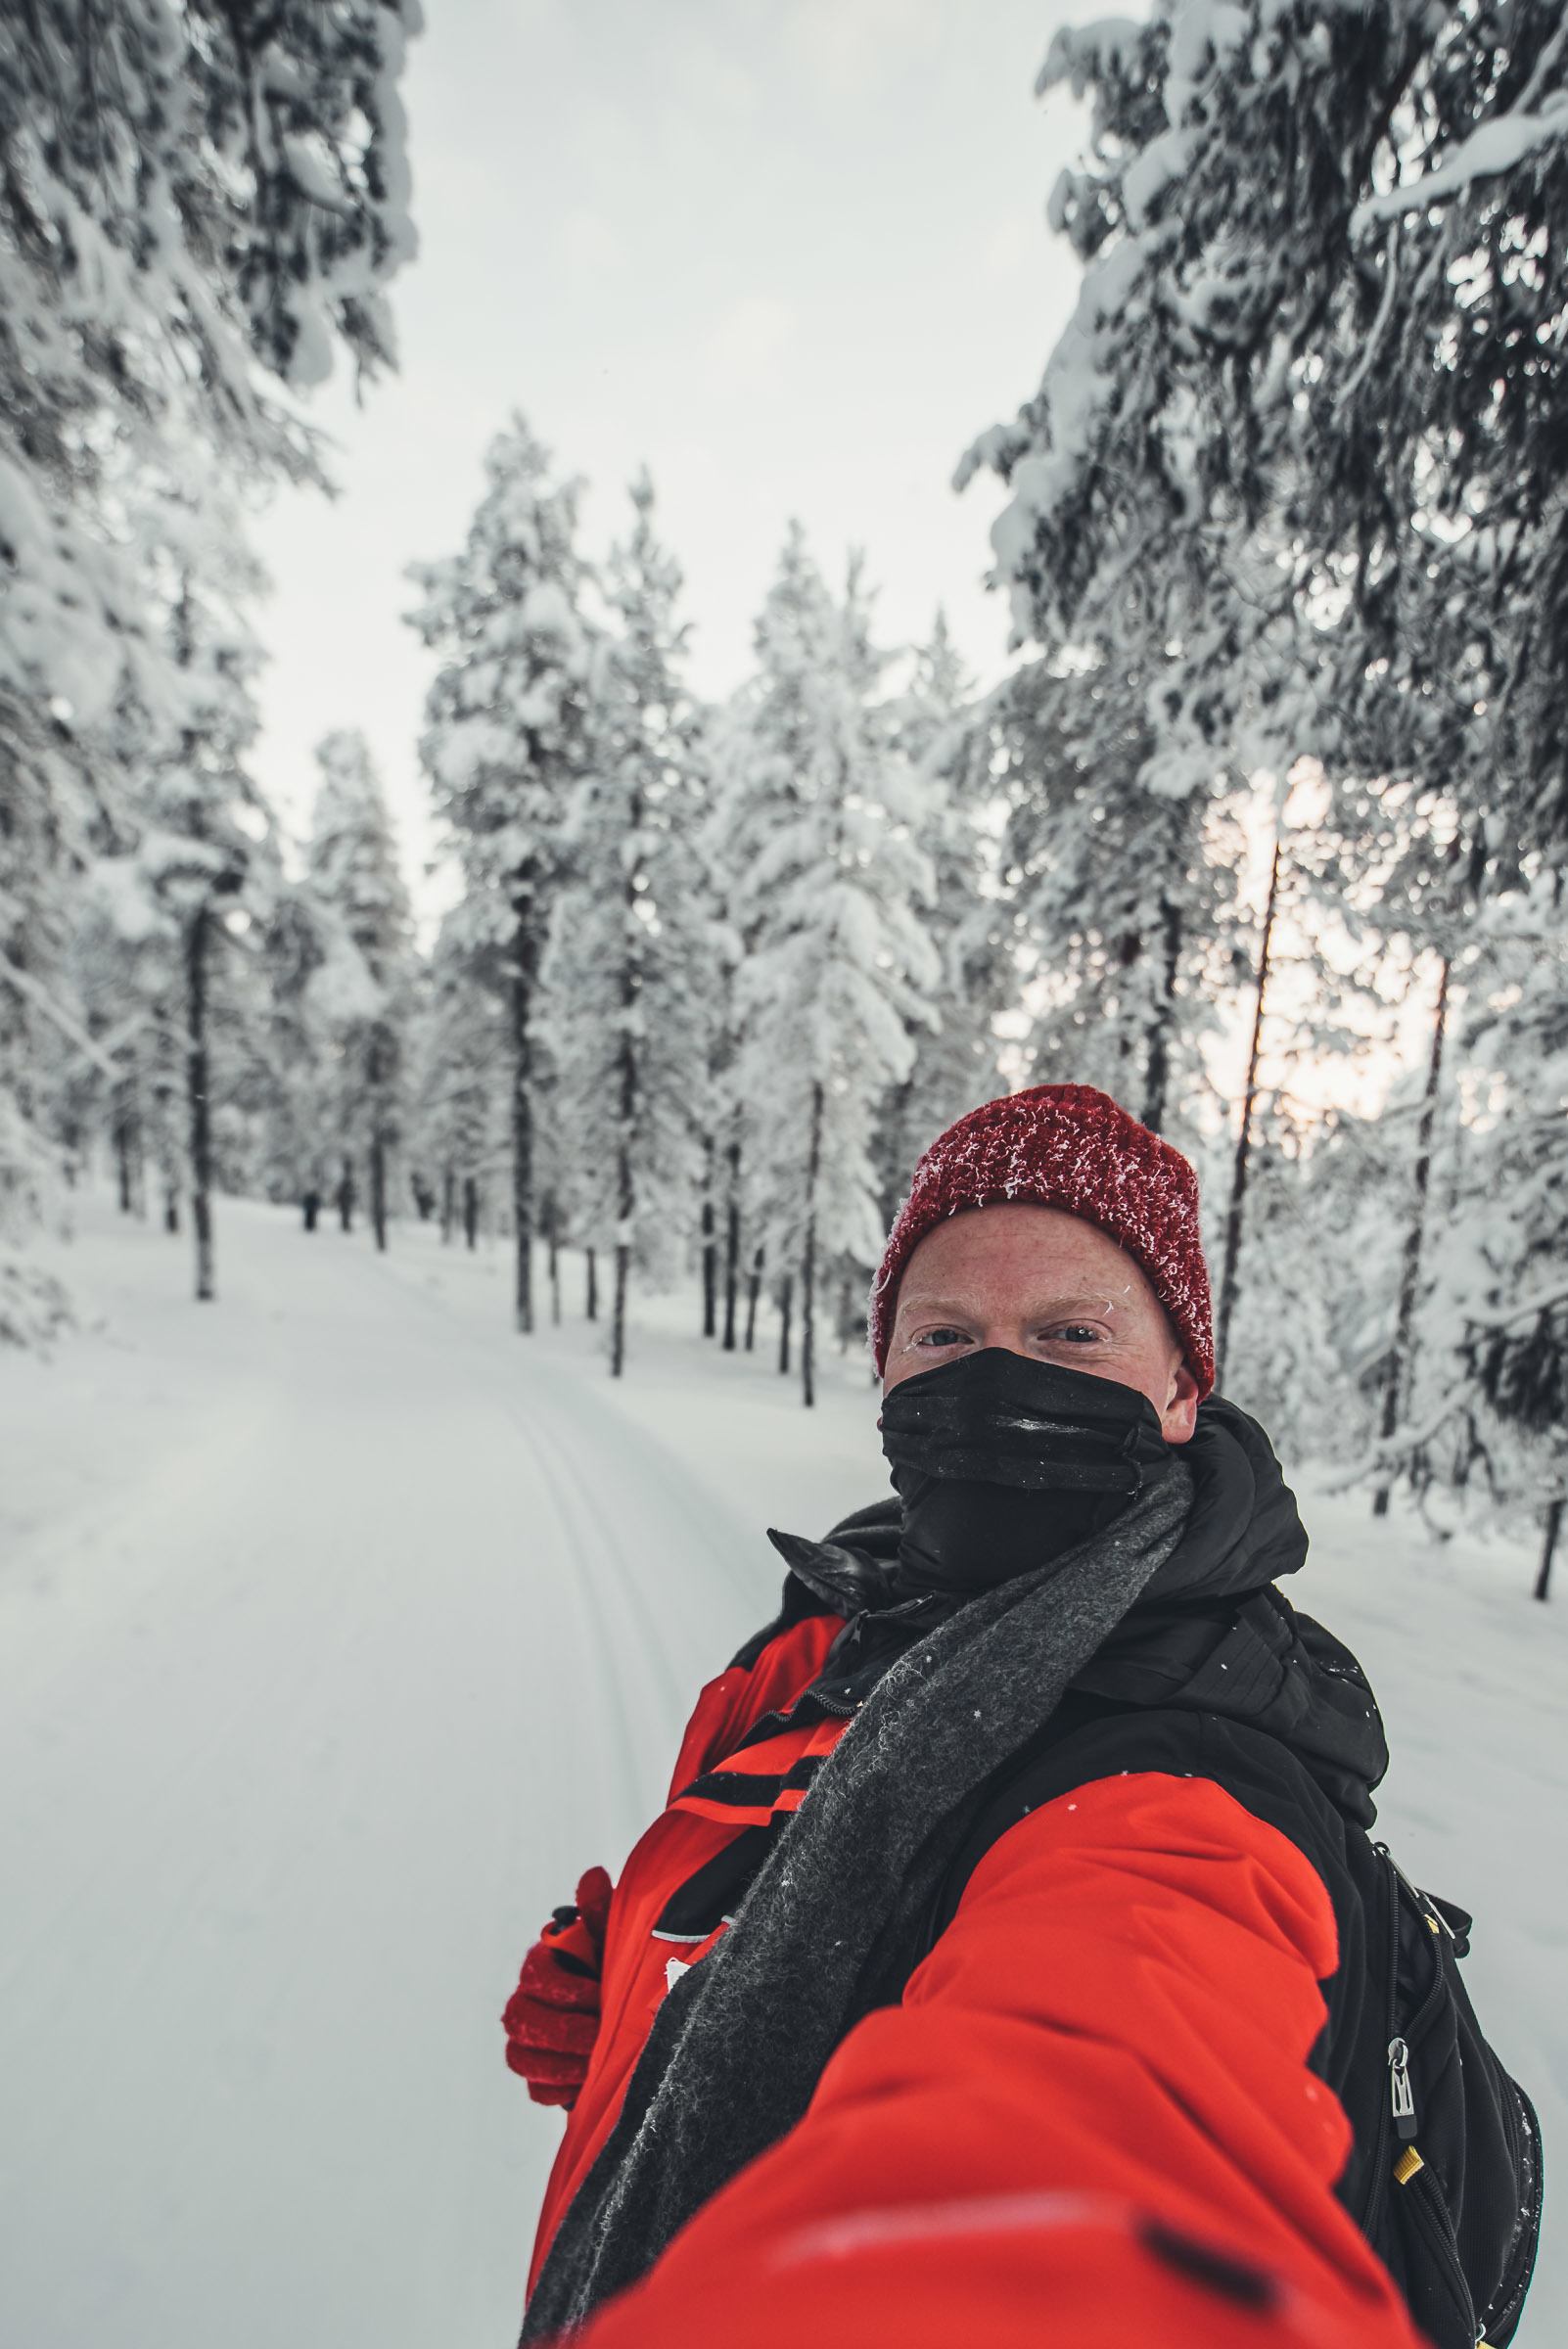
721, 531, 939, 1405
541, 475, 720, 1375
409, 417, 592, 1332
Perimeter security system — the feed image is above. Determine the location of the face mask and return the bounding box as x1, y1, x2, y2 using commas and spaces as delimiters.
878, 1347, 1172, 1597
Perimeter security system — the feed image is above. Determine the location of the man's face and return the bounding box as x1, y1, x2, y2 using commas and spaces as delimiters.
882, 1202, 1200, 1445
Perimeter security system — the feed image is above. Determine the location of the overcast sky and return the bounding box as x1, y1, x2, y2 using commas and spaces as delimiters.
250, 0, 1089, 917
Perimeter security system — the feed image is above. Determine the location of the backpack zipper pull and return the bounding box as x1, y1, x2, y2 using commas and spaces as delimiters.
1389, 2037, 1418, 2142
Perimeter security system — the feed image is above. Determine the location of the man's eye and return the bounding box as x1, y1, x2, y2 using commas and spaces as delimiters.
914, 1327, 969, 1349
1042, 1323, 1104, 1345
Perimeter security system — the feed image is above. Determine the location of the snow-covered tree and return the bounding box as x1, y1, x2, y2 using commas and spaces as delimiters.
407, 918, 507, 1251
872, 613, 1010, 1217
0, 1, 418, 1320
408, 416, 593, 1332
719, 530, 940, 1405
1371, 885, 1568, 1589
988, 649, 1241, 1151
80, 474, 279, 1303
542, 475, 722, 1375
304, 731, 414, 1251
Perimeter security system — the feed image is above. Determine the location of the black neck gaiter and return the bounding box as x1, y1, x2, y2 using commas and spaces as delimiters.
879, 1347, 1173, 1597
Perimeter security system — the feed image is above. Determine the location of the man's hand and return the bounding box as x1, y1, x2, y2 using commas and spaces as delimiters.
502, 1865, 613, 2108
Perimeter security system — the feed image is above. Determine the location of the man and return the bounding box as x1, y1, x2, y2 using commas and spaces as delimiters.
502, 1085, 1430, 2349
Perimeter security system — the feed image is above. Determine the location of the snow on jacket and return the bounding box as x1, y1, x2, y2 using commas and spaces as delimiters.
520, 1404, 1427, 2349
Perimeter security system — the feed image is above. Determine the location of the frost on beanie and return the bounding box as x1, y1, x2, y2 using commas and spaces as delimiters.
869, 1084, 1215, 1397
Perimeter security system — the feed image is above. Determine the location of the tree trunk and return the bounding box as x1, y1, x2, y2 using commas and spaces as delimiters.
700, 1133, 717, 1337
1214, 823, 1284, 1389
777, 1272, 794, 1376
545, 1195, 562, 1326
510, 897, 541, 1334
745, 1244, 764, 1352
163, 1184, 180, 1235
585, 1246, 598, 1321
612, 926, 637, 1375
1141, 894, 1182, 1135
721, 1136, 741, 1352
838, 1271, 853, 1354
114, 1084, 139, 1214
801, 1082, 824, 1408
368, 1029, 390, 1254
463, 1174, 479, 1251
1373, 958, 1452, 1517
440, 1165, 455, 1245
1535, 1498, 1562, 1602
185, 905, 215, 1303
338, 1156, 354, 1232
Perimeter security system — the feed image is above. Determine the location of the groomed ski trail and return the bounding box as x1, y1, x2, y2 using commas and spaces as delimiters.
0, 1197, 768, 2349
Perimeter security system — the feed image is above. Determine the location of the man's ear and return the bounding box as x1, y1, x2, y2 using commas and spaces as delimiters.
1161, 1358, 1201, 1446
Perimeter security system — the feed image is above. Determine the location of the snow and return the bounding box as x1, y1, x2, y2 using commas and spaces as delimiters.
2, 1192, 1563, 2347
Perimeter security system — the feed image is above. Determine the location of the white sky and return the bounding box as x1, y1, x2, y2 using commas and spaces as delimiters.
250, 0, 1089, 920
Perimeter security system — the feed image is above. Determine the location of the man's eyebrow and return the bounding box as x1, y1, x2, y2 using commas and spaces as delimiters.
895, 1291, 1122, 1317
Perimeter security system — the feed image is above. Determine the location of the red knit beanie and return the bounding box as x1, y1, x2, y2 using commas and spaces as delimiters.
869, 1084, 1214, 1396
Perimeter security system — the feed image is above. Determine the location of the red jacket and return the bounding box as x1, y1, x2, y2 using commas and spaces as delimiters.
522, 1608, 1427, 2349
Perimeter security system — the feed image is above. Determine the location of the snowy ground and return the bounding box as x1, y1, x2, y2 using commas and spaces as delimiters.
2, 1192, 1561, 2348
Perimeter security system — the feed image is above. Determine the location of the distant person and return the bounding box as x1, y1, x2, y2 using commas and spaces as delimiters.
301, 1188, 321, 1233
335, 1165, 354, 1233
503, 1087, 1540, 2349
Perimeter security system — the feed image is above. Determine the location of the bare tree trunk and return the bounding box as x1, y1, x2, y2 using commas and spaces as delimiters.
510, 897, 540, 1334
338, 1156, 354, 1232
745, 1244, 764, 1352
611, 931, 637, 1375
722, 1135, 741, 1352
802, 1082, 824, 1408
545, 1194, 562, 1326
585, 1246, 598, 1320
163, 1184, 180, 1234
114, 1082, 140, 1214
838, 1271, 853, 1354
777, 1273, 794, 1376
463, 1174, 479, 1251
185, 905, 215, 1303
1536, 1498, 1562, 1602
1142, 894, 1182, 1135
1214, 824, 1284, 1389
440, 1166, 455, 1245
700, 1133, 717, 1337
369, 1039, 390, 1255
1373, 958, 1452, 1517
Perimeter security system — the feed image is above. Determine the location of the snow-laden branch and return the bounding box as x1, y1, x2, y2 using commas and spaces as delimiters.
0, 956, 143, 1082
1355, 99, 1568, 231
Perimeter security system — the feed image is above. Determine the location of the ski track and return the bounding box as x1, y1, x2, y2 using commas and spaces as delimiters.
0, 1200, 764, 2349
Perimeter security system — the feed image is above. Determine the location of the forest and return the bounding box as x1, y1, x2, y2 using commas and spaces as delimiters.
3, 0, 1566, 1601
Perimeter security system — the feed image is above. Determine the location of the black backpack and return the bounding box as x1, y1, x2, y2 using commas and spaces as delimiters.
924, 1789, 1542, 2347
1343, 1836, 1543, 2348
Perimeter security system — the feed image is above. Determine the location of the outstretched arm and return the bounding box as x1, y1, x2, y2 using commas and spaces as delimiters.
539, 1772, 1422, 2349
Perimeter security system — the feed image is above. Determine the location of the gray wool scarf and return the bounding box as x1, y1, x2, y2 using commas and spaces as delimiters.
521, 1456, 1194, 2341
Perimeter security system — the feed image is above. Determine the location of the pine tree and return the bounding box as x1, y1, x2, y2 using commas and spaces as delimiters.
305, 731, 414, 1251
408, 416, 593, 1332
721, 531, 940, 1406
541, 475, 721, 1375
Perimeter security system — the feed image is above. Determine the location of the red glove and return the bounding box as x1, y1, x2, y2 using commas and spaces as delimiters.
501, 1865, 613, 2108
